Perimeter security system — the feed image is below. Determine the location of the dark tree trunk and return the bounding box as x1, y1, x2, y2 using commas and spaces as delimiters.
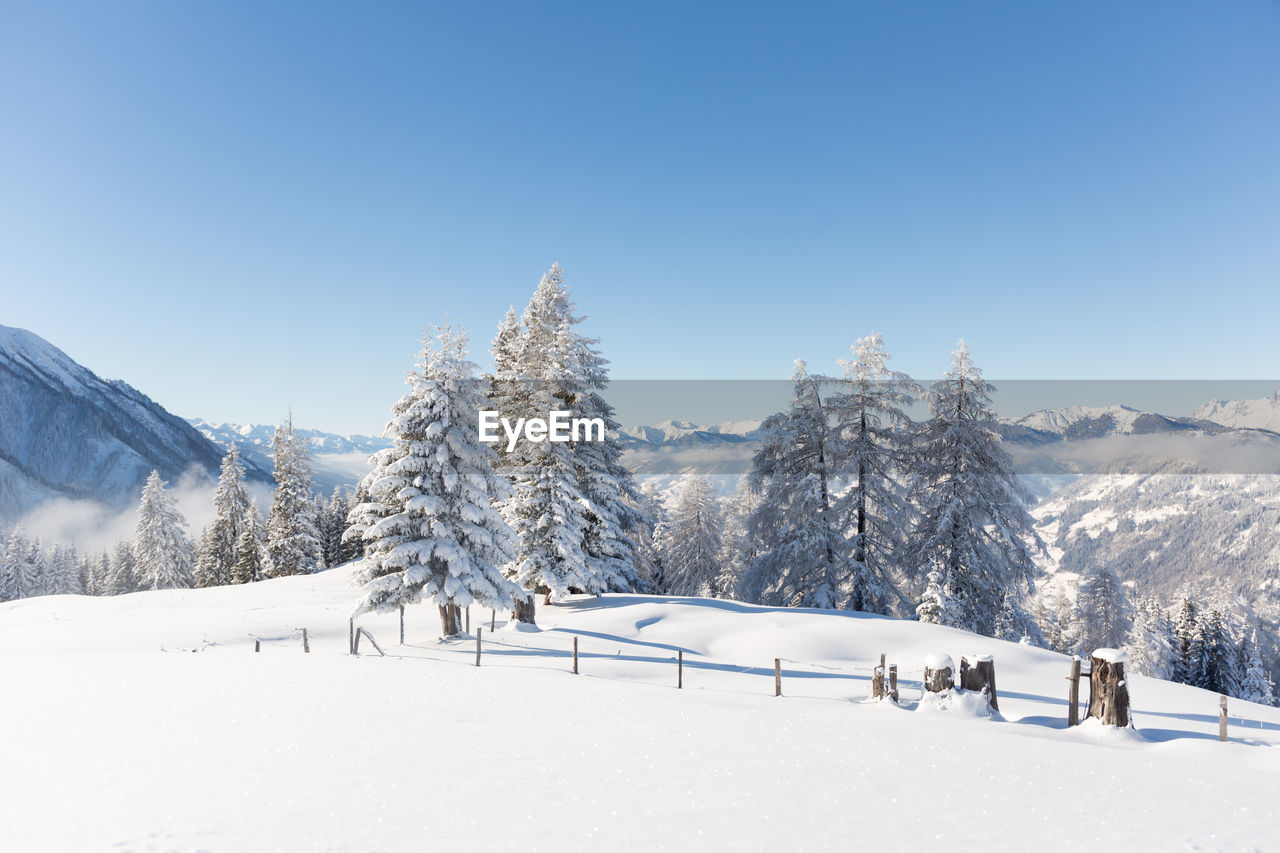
960, 655, 999, 711
923, 659, 954, 694
438, 603, 462, 637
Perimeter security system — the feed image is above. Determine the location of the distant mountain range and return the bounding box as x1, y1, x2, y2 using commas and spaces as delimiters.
0, 325, 268, 524
189, 420, 387, 495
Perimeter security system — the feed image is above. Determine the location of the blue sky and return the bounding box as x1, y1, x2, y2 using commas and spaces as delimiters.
3, 2, 1278, 434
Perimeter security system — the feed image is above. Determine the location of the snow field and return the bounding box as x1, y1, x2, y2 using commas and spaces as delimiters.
3, 567, 1280, 851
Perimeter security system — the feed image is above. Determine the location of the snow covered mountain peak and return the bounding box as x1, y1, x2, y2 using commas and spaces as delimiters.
1194, 389, 1280, 433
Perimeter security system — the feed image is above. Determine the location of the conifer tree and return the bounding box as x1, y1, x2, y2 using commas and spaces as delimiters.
133, 470, 194, 590
1172, 592, 1200, 684
916, 568, 960, 626
717, 475, 760, 599
353, 323, 524, 634
232, 499, 266, 584
908, 341, 1042, 635
107, 540, 138, 595
265, 414, 320, 577
655, 471, 723, 597
1126, 596, 1176, 680
741, 361, 852, 609
196, 447, 252, 587
1240, 630, 1276, 706
1, 527, 29, 601
1073, 564, 1131, 653
830, 332, 919, 613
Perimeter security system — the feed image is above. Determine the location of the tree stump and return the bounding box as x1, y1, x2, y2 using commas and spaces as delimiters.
871, 666, 885, 699
923, 654, 955, 694
960, 655, 999, 711
513, 593, 536, 625
1087, 649, 1130, 727
438, 602, 463, 637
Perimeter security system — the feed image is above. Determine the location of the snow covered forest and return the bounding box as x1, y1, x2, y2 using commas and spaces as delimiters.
3, 264, 1275, 707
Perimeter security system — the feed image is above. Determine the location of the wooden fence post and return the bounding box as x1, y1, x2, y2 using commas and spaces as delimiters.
888, 664, 898, 702
466, 606, 471, 635
476, 627, 482, 667
491, 609, 496, 632
349, 618, 354, 655
573, 636, 579, 674
399, 605, 405, 645
678, 649, 683, 689
254, 639, 260, 653
302, 628, 310, 653
1067, 657, 1082, 726
1220, 695, 1228, 742
774, 659, 782, 697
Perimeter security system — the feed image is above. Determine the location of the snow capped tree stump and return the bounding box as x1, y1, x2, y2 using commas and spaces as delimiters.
513, 593, 536, 625
923, 654, 955, 694
960, 655, 999, 711
871, 653, 887, 699
1087, 649, 1130, 727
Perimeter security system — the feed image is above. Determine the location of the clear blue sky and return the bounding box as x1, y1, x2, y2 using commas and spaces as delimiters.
3, 2, 1278, 434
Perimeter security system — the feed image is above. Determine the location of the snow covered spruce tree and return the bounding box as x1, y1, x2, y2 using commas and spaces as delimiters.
717, 475, 761, 599
740, 361, 858, 609
1240, 630, 1276, 706
133, 470, 194, 590
265, 414, 320, 578
232, 499, 266, 584
1, 527, 32, 601
1072, 564, 1131, 653
1126, 596, 1176, 679
907, 341, 1042, 636
195, 447, 252, 588
107, 540, 138, 594
655, 470, 724, 597
352, 323, 524, 636
830, 332, 919, 613
495, 264, 644, 604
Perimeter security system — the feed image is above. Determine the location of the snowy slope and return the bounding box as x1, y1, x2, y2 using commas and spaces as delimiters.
2, 569, 1279, 851
0, 326, 265, 523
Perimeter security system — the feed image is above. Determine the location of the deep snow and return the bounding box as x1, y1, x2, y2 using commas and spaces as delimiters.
2, 568, 1278, 851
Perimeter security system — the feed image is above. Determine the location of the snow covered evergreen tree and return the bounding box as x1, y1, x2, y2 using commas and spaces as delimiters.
46, 544, 81, 595
1172, 591, 1200, 685
741, 361, 853, 609
830, 332, 919, 614
1240, 630, 1276, 706
717, 475, 760, 599
87, 550, 111, 596
107, 540, 137, 595
1073, 564, 1131, 654
654, 471, 723, 597
1, 527, 29, 601
318, 487, 349, 568
916, 568, 961, 626
265, 414, 320, 578
133, 470, 194, 590
498, 264, 641, 601
195, 447, 252, 587
907, 341, 1042, 636
1126, 596, 1176, 680
1196, 606, 1241, 696
352, 323, 524, 635
232, 499, 266, 584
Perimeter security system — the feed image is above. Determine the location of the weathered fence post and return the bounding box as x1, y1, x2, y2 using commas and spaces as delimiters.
678, 649, 683, 689
1220, 695, 1228, 742
923, 654, 955, 694
888, 664, 898, 702
1067, 657, 1082, 726
254, 639, 260, 653
573, 636, 579, 674
349, 618, 355, 655
491, 609, 496, 632
1087, 649, 1130, 727
399, 605, 405, 645
871, 655, 885, 700
302, 628, 310, 653
960, 655, 999, 711
466, 606, 471, 635
774, 658, 782, 697
476, 627, 482, 667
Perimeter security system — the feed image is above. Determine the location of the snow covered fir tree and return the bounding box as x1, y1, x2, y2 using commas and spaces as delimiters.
347, 322, 524, 635
133, 470, 194, 590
